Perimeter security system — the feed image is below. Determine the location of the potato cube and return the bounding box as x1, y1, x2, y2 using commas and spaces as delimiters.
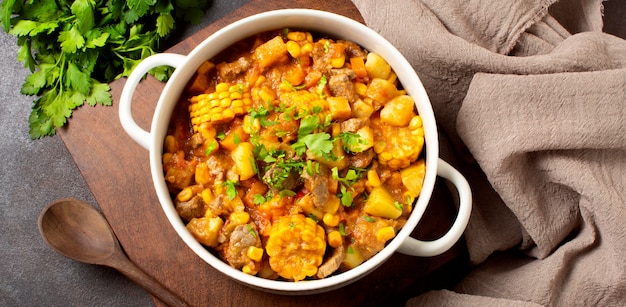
327, 96, 351, 120
365, 78, 399, 104
351, 98, 375, 118
341, 244, 365, 270
363, 186, 402, 219
254, 36, 288, 69
365, 53, 391, 79
380, 95, 417, 126
186, 216, 224, 247
400, 159, 426, 198
231, 142, 257, 181
345, 126, 374, 153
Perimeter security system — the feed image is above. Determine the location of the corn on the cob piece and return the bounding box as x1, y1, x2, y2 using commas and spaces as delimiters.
189, 82, 252, 131
265, 214, 326, 281
279, 90, 331, 122
372, 115, 425, 170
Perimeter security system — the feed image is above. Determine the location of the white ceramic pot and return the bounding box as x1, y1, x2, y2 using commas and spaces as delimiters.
119, 9, 472, 295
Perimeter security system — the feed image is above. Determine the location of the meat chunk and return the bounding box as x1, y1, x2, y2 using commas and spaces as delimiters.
223, 223, 262, 269
302, 164, 333, 212
349, 148, 376, 169
328, 68, 357, 102
217, 57, 251, 81
175, 195, 206, 222
205, 154, 228, 183
340, 117, 369, 132
262, 163, 303, 191
342, 40, 367, 58
316, 244, 346, 279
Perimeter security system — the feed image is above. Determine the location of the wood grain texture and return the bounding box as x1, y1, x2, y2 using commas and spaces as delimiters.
58, 0, 465, 305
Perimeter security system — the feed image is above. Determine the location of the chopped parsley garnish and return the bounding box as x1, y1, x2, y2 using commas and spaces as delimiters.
253, 193, 267, 205
339, 185, 354, 207
333, 167, 366, 207
339, 223, 347, 236
394, 201, 404, 211
282, 79, 306, 91
298, 115, 320, 137
223, 180, 239, 200
205, 140, 218, 156
248, 103, 278, 127
338, 131, 365, 153
246, 224, 257, 238
316, 75, 328, 99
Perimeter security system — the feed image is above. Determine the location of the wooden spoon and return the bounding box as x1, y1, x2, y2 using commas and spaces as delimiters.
38, 198, 188, 307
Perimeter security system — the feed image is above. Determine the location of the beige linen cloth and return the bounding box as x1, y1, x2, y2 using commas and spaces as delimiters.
350, 0, 626, 306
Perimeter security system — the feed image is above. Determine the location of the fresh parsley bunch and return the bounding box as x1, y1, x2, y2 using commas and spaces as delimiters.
1, 0, 209, 139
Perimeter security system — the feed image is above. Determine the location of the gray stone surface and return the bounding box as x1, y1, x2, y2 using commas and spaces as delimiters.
0, 1, 249, 305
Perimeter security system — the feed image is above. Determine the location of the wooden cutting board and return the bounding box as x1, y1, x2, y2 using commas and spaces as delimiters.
58, 0, 466, 305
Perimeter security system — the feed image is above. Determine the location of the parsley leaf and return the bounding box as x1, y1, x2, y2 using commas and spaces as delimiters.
292, 132, 333, 157
298, 115, 320, 137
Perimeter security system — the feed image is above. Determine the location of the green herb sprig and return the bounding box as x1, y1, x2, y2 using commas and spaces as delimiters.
1, 0, 209, 139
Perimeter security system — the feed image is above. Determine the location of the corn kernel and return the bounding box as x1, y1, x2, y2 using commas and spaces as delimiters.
230, 92, 243, 100
367, 169, 381, 187
177, 187, 194, 202
287, 31, 307, 41
286, 40, 301, 58
325, 195, 340, 213
242, 264, 254, 275
254, 75, 266, 87
376, 226, 395, 243
229, 84, 242, 93
301, 43, 313, 55
164, 135, 177, 153
229, 211, 250, 225
354, 82, 367, 96
258, 86, 276, 104
162, 152, 173, 165
327, 230, 343, 248
247, 246, 264, 262
323, 213, 340, 227
200, 188, 214, 207
195, 162, 210, 185
218, 91, 230, 99
409, 116, 423, 130
330, 56, 345, 68
215, 82, 229, 93
380, 152, 393, 162
198, 124, 216, 140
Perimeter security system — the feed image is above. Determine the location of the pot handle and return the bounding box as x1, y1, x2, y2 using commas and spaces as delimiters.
397, 158, 472, 257
119, 53, 186, 150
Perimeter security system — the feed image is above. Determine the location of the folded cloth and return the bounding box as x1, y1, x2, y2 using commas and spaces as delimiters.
351, 0, 626, 305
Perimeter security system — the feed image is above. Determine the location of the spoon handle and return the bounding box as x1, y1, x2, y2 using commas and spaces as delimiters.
111, 253, 189, 307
